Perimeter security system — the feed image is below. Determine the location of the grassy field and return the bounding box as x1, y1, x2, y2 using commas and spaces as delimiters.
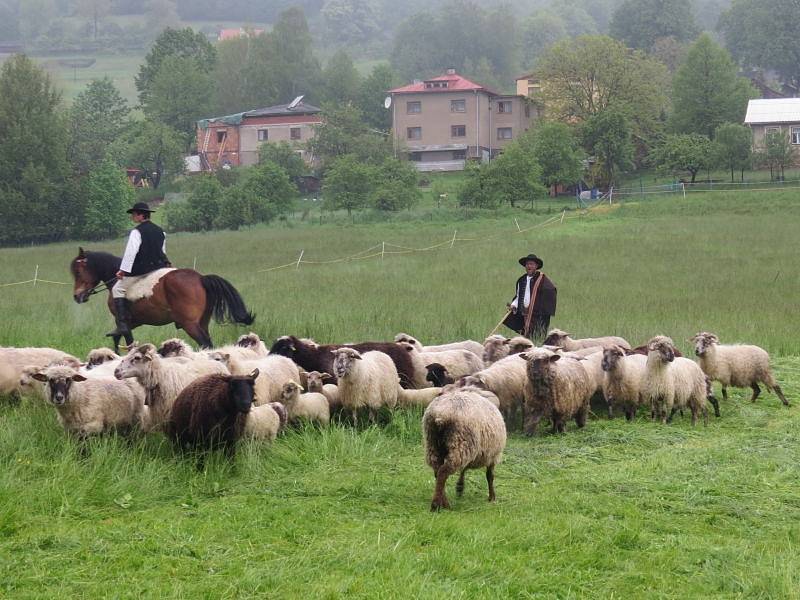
1, 190, 800, 597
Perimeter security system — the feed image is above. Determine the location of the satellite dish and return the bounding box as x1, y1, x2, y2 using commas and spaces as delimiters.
288, 95, 304, 109
384, 96, 392, 109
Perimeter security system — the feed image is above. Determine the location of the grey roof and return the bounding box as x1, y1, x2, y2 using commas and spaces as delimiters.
245, 101, 321, 117
744, 98, 800, 124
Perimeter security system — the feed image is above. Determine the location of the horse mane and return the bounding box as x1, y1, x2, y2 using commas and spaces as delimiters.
71, 251, 121, 283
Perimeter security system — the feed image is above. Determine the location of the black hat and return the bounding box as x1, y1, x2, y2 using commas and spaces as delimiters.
127, 201, 155, 214
518, 253, 543, 268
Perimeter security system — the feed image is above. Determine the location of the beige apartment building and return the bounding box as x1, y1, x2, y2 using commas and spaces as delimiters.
389, 70, 536, 171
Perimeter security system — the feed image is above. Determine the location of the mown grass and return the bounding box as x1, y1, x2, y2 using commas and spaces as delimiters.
1, 190, 799, 597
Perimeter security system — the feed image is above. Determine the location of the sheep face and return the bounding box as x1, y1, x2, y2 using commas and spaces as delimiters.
542, 329, 570, 347
305, 371, 329, 393
646, 336, 676, 363
690, 332, 719, 357
482, 337, 509, 363
425, 363, 452, 387
236, 332, 261, 349
508, 337, 534, 355
207, 351, 231, 367
158, 338, 192, 358
115, 344, 156, 380
520, 349, 561, 376
601, 346, 626, 372
230, 370, 259, 413
86, 348, 118, 369
32, 368, 87, 405
280, 381, 302, 404
459, 374, 485, 389
394, 333, 422, 350
270, 336, 297, 358
332, 348, 362, 379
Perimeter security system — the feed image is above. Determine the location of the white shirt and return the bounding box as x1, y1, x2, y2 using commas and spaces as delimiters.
510, 275, 534, 310
119, 229, 167, 273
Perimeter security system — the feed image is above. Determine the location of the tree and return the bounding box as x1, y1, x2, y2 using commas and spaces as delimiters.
135, 27, 216, 107
258, 142, 306, 180
758, 130, 794, 181
82, 158, 134, 240
714, 122, 752, 182
109, 119, 186, 188
521, 11, 568, 67
269, 7, 323, 104
670, 34, 755, 138
581, 110, 634, 189
720, 0, 800, 88
649, 36, 687, 73
356, 63, 395, 132
238, 160, 296, 219
323, 154, 375, 215
75, 0, 109, 40
145, 55, 213, 136
650, 133, 714, 183
609, 0, 698, 50
485, 143, 547, 208
68, 77, 130, 175
308, 104, 392, 171
186, 174, 223, 230
0, 55, 76, 245
322, 50, 361, 106
524, 121, 585, 190
458, 161, 496, 208
145, 0, 179, 32
212, 33, 274, 115
370, 159, 420, 211
321, 0, 381, 46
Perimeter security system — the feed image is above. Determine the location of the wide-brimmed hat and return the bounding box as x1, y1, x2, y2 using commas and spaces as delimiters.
126, 201, 155, 214
518, 253, 543, 268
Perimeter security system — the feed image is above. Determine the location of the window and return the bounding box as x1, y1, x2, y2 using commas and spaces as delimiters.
407, 127, 422, 140
424, 81, 448, 89
407, 101, 421, 114
524, 105, 530, 118
792, 127, 800, 145
290, 127, 301, 140
258, 129, 268, 141
498, 100, 512, 113
216, 130, 227, 143
497, 127, 513, 140
409, 152, 422, 161
451, 99, 466, 112
451, 125, 466, 137
453, 149, 466, 160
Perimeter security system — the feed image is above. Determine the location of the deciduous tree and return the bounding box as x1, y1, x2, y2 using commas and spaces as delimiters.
145, 55, 213, 136
82, 158, 134, 240
609, 0, 698, 50
581, 109, 634, 189
714, 122, 752, 182
650, 133, 714, 183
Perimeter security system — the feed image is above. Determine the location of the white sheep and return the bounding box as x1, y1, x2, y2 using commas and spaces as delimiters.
85, 347, 120, 369
460, 354, 528, 425
643, 336, 709, 426
114, 343, 228, 431
208, 352, 300, 406
0, 347, 80, 400
601, 345, 648, 420
235, 332, 270, 357
520, 348, 595, 435
399, 342, 484, 384
157, 337, 262, 363
305, 371, 341, 413
32, 364, 145, 437
543, 329, 631, 351
332, 348, 399, 425
243, 403, 282, 441
423, 386, 507, 511
482, 335, 534, 365
393, 333, 484, 358
397, 386, 442, 408
691, 332, 789, 406
279, 381, 330, 426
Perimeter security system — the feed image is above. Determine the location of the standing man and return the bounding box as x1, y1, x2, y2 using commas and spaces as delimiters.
503, 253, 557, 342
106, 201, 171, 338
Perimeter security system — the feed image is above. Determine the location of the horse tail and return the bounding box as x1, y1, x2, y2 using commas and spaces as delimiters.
201, 275, 255, 326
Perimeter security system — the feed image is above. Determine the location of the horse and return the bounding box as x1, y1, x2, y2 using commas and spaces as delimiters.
70, 248, 254, 352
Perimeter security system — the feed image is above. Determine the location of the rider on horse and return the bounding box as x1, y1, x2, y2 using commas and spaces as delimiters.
107, 201, 171, 338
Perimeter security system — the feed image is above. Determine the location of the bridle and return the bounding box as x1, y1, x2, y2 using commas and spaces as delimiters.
74, 257, 117, 300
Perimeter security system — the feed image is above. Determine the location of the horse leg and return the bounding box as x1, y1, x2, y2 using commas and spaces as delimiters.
183, 321, 213, 349
113, 335, 121, 354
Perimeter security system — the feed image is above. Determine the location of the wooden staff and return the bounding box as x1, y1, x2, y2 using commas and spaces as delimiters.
487, 310, 512, 338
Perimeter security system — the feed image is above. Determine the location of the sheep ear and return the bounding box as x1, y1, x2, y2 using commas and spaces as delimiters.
519, 353, 528, 360
223, 353, 231, 361
549, 354, 561, 362
330, 349, 338, 355
502, 339, 510, 345
71, 373, 87, 382
31, 372, 48, 382
248, 368, 259, 379
321, 372, 332, 378
78, 247, 85, 258
354, 353, 362, 360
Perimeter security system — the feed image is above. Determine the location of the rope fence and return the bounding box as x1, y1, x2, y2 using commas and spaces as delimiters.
0, 265, 72, 288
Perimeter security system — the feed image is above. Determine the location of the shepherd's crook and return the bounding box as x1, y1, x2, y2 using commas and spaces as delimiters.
487, 310, 511, 338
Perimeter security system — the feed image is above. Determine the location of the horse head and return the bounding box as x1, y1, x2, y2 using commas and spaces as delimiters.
70, 247, 98, 304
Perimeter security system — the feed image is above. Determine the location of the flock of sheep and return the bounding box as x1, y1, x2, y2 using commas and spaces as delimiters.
0, 327, 789, 511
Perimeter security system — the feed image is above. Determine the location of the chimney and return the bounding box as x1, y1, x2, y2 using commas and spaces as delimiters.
446, 68, 456, 75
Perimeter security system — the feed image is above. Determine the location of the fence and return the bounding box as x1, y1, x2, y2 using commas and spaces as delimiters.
614, 177, 800, 199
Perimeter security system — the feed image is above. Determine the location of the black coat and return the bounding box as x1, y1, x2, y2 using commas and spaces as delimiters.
130, 221, 170, 276
503, 272, 557, 333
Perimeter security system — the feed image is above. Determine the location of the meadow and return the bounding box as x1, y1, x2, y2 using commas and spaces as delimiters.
1, 190, 799, 597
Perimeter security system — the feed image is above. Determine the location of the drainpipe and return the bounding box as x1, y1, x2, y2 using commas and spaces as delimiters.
488, 97, 492, 162
475, 90, 480, 161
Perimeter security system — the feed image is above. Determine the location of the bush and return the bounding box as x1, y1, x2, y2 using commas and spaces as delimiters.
82, 159, 134, 240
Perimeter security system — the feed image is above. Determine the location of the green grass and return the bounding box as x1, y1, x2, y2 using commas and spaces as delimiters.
1, 190, 800, 597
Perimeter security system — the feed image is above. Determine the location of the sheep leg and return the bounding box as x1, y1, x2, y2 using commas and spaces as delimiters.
625, 409, 634, 421
721, 386, 728, 400
774, 385, 790, 406
486, 465, 496, 502
523, 410, 541, 437
575, 403, 588, 429
750, 383, 761, 403
456, 470, 466, 497
708, 395, 721, 417
431, 465, 454, 511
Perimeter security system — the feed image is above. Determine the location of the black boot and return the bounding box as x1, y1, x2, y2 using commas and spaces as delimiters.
106, 298, 132, 337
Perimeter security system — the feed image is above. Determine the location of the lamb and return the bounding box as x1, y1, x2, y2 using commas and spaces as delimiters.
425, 363, 454, 388
0, 346, 80, 401
394, 333, 484, 357
242, 403, 283, 441
643, 336, 711, 426
270, 335, 417, 388
459, 354, 528, 425
157, 337, 262, 363
278, 381, 330, 426
32, 364, 145, 437
19, 357, 85, 402
543, 329, 631, 351
85, 347, 120, 369
332, 348, 399, 425
267, 402, 288, 431
165, 370, 259, 459
397, 386, 442, 408
691, 332, 789, 406
114, 343, 228, 431
423, 386, 507, 511
520, 348, 595, 435
235, 332, 270, 356
305, 371, 341, 413
601, 345, 648, 420
208, 352, 300, 406
482, 335, 534, 365
399, 342, 484, 382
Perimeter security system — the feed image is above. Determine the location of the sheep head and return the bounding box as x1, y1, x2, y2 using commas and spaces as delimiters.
646, 336, 676, 363
601, 345, 627, 372
86, 347, 119, 368
270, 335, 298, 358
305, 371, 330, 392
32, 365, 87, 405
229, 369, 259, 413
157, 338, 192, 358
332, 348, 362, 379
482, 336, 509, 364
690, 332, 719, 357
394, 333, 421, 349
115, 343, 156, 380
425, 362, 453, 387
542, 329, 570, 347
280, 380, 302, 404
507, 336, 534, 355
236, 332, 262, 349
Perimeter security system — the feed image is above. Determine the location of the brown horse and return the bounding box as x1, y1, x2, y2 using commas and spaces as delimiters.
70, 248, 254, 352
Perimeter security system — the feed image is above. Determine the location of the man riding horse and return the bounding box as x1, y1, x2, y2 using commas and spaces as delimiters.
107, 201, 171, 338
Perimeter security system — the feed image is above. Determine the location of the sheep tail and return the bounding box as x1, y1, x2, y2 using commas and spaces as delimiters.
201, 275, 255, 326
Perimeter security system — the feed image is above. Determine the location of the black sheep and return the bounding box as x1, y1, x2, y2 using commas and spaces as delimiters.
425, 362, 454, 388
166, 370, 259, 462
270, 335, 417, 389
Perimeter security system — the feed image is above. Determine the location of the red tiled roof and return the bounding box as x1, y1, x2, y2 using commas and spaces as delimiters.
389, 72, 496, 95
218, 28, 265, 41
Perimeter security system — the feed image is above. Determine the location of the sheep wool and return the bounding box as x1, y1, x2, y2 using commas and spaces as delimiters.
332, 348, 399, 425
280, 381, 330, 426
543, 329, 631, 351
601, 346, 648, 420
643, 336, 708, 426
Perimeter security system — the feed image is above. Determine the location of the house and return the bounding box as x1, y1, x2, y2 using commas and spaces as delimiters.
514, 72, 543, 98
388, 69, 536, 171
217, 28, 265, 42
196, 97, 321, 171
744, 98, 800, 161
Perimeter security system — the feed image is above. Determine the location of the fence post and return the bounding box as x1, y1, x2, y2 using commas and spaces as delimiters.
381, 241, 385, 261
296, 250, 304, 270
514, 218, 521, 232
682, 182, 686, 200
192, 256, 197, 270
33, 265, 39, 287
560, 209, 565, 224
608, 187, 613, 205
450, 230, 457, 249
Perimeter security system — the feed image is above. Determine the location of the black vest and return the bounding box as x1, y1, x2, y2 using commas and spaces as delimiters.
130, 221, 169, 276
